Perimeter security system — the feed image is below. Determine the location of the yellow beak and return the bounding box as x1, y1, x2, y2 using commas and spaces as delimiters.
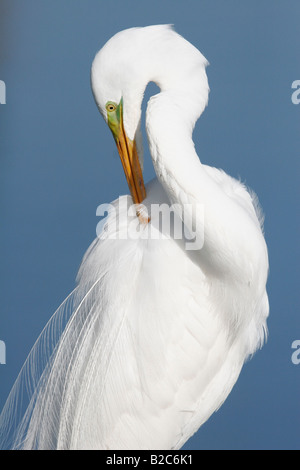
106, 98, 149, 223
106, 99, 146, 204
115, 119, 146, 206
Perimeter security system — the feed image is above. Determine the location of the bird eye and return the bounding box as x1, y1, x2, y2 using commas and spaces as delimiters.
106, 102, 117, 112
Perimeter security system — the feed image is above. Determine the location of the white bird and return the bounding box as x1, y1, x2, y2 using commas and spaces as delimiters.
0, 25, 269, 450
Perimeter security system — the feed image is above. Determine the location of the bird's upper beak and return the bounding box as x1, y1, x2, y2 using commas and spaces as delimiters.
107, 98, 147, 206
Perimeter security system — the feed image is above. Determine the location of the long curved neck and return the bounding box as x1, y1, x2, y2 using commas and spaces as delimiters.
146, 91, 213, 250
142, 33, 210, 209
146, 91, 204, 204
146, 89, 267, 282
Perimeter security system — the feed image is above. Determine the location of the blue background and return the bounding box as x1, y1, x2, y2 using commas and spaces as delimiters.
0, 0, 299, 450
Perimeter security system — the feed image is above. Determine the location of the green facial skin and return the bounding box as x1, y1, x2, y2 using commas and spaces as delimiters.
106, 98, 123, 142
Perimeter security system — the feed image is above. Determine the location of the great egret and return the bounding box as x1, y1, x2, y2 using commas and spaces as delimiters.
0, 25, 269, 450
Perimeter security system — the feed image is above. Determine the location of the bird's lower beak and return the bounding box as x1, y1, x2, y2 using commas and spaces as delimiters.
115, 124, 146, 206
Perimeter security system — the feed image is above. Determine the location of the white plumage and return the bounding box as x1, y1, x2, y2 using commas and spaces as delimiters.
0, 25, 269, 450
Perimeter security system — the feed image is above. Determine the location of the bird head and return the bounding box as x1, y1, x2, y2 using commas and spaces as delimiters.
91, 25, 209, 206
91, 27, 150, 205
